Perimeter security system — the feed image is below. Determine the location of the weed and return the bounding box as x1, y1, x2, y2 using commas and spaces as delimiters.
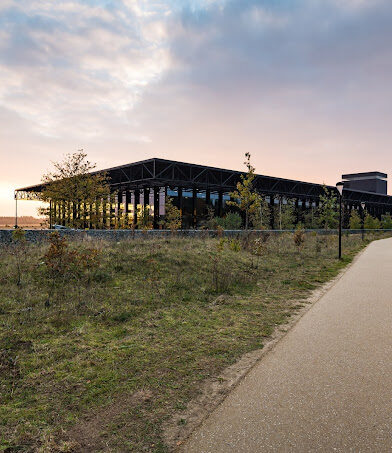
10, 227, 27, 287
293, 224, 306, 251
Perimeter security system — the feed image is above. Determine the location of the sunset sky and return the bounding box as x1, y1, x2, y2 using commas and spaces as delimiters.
1, 0, 392, 216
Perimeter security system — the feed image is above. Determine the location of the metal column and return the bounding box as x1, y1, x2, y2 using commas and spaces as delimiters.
218, 191, 223, 217
192, 187, 197, 228
125, 190, 131, 228
153, 187, 160, 229
206, 188, 211, 212
133, 189, 140, 227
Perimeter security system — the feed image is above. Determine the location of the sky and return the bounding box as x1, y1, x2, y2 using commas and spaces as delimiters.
1, 0, 392, 216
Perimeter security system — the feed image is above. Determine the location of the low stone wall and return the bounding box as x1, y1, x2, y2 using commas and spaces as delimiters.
0, 229, 269, 244
1, 228, 389, 244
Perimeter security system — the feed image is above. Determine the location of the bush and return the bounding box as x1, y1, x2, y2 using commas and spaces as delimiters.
216, 212, 242, 230
381, 214, 392, 229
349, 210, 362, 229
228, 238, 241, 252
91, 269, 113, 283
364, 214, 381, 229
163, 197, 182, 231
43, 232, 100, 289
137, 206, 153, 230
293, 224, 305, 251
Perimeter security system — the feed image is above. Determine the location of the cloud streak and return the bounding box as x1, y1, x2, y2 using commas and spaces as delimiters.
0, 0, 171, 140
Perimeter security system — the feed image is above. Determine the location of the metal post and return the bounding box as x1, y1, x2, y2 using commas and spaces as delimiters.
142, 188, 150, 228
134, 189, 140, 228
72, 202, 76, 228
205, 188, 211, 217
178, 187, 183, 219
279, 198, 282, 230
61, 201, 66, 226
125, 190, 131, 228
101, 198, 106, 229
67, 201, 71, 227
218, 191, 223, 217
339, 194, 342, 260
117, 191, 123, 228
83, 202, 87, 229
311, 205, 314, 229
106, 197, 110, 230
94, 199, 99, 229
192, 187, 197, 228
162, 186, 167, 217
269, 196, 275, 229
88, 202, 92, 229
164, 186, 168, 216
361, 203, 365, 241
144, 188, 149, 209
53, 202, 57, 226
49, 200, 53, 229
153, 187, 160, 229
14, 193, 18, 229
112, 197, 117, 229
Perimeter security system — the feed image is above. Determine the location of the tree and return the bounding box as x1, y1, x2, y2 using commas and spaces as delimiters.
303, 206, 319, 229
293, 223, 305, 251
39, 151, 110, 229
43, 232, 100, 304
318, 185, 338, 229
349, 209, 362, 229
137, 206, 153, 230
274, 197, 295, 230
216, 212, 242, 230
381, 214, 392, 229
227, 153, 261, 230
364, 213, 381, 229
164, 197, 182, 231
250, 196, 271, 229
204, 206, 218, 230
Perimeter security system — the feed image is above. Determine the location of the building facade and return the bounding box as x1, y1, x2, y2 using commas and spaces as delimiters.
15, 158, 392, 229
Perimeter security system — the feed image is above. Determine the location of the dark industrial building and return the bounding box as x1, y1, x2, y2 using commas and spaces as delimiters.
15, 157, 392, 229
342, 172, 387, 195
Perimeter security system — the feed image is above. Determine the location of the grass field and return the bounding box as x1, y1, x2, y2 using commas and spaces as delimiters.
0, 231, 388, 452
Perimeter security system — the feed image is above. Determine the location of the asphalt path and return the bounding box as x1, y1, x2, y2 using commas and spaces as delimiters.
183, 238, 392, 452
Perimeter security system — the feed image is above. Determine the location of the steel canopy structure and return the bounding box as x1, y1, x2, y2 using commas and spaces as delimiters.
15, 157, 392, 228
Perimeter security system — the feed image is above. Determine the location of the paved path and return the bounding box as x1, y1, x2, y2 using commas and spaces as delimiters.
183, 238, 392, 452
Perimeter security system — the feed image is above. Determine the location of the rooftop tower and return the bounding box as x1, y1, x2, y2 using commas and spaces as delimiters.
342, 172, 387, 195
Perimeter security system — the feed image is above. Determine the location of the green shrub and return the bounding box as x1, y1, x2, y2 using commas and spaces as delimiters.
364, 214, 381, 229
111, 310, 138, 323
228, 238, 241, 252
349, 209, 362, 229
91, 269, 113, 283
381, 214, 392, 229
216, 212, 242, 230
